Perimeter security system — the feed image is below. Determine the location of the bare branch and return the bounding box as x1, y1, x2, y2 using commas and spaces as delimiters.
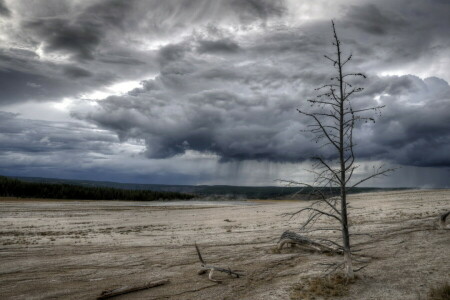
349, 167, 396, 189
312, 156, 342, 184
324, 54, 337, 65
288, 207, 342, 223
343, 72, 366, 79
308, 99, 340, 107
349, 105, 385, 114
298, 109, 341, 150
341, 53, 352, 66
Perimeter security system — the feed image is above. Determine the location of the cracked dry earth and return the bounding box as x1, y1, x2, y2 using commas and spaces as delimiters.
0, 190, 449, 300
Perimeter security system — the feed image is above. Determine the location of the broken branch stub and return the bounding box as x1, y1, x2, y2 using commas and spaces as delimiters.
195, 243, 242, 283
439, 211, 450, 229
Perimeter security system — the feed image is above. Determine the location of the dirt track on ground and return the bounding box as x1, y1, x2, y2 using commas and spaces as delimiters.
0, 190, 449, 299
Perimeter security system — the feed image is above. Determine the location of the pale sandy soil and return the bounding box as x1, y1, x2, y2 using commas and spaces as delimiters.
0, 190, 449, 300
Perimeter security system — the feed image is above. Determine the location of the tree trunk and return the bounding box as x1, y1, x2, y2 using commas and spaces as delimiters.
336, 23, 354, 279
343, 251, 354, 279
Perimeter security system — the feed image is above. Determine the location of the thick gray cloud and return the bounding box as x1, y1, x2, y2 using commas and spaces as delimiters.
0, 0, 10, 17
344, 4, 408, 35
74, 59, 450, 168
197, 38, 240, 54
0, 0, 288, 105
0, 1, 155, 104
26, 18, 103, 60
359, 76, 450, 167
63, 66, 92, 79
24, 0, 135, 61
0, 0, 449, 186
0, 111, 118, 154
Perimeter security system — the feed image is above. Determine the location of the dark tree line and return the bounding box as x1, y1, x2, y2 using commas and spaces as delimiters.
0, 176, 194, 201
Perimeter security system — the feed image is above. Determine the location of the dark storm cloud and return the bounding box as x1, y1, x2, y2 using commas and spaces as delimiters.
230, 0, 286, 21
21, 0, 285, 62
73, 83, 312, 162
24, 0, 136, 60
358, 76, 450, 167
99, 55, 144, 66
0, 68, 70, 104
71, 25, 321, 161
26, 18, 103, 60
339, 1, 450, 75
0, 112, 142, 182
74, 68, 450, 168
344, 4, 407, 35
0, 0, 10, 17
0, 0, 158, 105
0, 0, 449, 184
0, 64, 113, 104
63, 66, 92, 79
2, 0, 285, 105
197, 38, 240, 54
71, 10, 450, 168
0, 111, 118, 154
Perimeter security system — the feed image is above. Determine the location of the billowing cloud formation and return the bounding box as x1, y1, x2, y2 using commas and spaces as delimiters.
360, 76, 450, 167
74, 64, 450, 167
0, 0, 449, 186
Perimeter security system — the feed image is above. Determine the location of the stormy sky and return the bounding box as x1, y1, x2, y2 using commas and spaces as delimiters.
0, 0, 449, 187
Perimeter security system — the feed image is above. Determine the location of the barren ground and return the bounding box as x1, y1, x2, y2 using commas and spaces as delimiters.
0, 189, 449, 300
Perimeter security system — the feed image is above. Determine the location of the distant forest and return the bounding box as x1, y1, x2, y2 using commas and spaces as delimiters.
5, 175, 410, 200
0, 176, 194, 201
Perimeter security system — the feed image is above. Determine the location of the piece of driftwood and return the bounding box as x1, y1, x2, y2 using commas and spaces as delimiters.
195, 243, 242, 283
97, 279, 169, 299
277, 230, 341, 254
440, 211, 450, 229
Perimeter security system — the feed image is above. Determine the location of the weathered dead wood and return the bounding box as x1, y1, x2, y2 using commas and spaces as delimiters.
97, 279, 169, 299
195, 243, 242, 283
440, 211, 450, 229
277, 230, 342, 254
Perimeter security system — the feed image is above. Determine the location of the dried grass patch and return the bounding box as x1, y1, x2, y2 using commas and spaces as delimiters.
290, 274, 357, 300
428, 282, 450, 300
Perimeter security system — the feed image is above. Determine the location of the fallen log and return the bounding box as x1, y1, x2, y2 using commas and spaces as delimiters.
440, 211, 450, 229
97, 279, 169, 299
195, 243, 242, 283
277, 230, 341, 254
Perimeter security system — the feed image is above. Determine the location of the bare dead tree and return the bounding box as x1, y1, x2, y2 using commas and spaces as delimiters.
281, 21, 394, 279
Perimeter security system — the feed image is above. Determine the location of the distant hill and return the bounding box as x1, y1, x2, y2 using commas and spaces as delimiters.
0, 176, 194, 201
9, 175, 409, 200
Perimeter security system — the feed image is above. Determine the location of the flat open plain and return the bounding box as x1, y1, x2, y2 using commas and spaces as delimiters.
0, 190, 449, 299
